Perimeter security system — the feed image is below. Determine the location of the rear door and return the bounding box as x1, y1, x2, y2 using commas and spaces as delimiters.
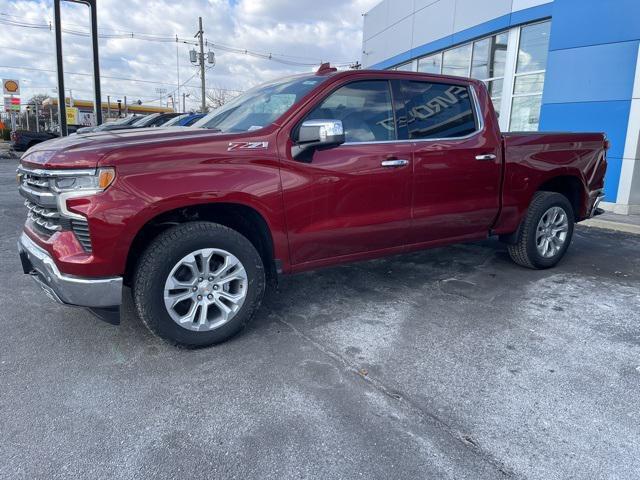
279, 79, 414, 266
397, 79, 502, 243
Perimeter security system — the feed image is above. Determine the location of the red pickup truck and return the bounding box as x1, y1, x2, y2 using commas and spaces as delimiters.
17, 66, 607, 347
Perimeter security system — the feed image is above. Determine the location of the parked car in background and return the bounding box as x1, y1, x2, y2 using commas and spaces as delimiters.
161, 113, 206, 127
10, 130, 57, 151
16, 66, 607, 347
129, 112, 181, 128
76, 115, 142, 134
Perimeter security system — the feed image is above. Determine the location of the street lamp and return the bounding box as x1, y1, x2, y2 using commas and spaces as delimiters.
182, 93, 190, 113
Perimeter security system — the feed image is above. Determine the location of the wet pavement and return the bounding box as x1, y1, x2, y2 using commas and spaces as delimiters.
1, 158, 639, 480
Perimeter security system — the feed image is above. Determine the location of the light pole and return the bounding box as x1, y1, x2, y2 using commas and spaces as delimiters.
54, 0, 102, 136
182, 92, 190, 113
34, 101, 39, 132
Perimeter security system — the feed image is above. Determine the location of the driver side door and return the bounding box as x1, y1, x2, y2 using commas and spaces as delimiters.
279, 79, 414, 267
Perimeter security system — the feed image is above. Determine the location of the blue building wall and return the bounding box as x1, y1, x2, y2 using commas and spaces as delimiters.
539, 0, 640, 201
364, 0, 640, 208
369, 3, 553, 71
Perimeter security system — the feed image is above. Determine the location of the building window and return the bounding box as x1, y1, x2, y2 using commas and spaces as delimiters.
417, 53, 442, 74
472, 32, 508, 117
509, 21, 551, 131
395, 62, 415, 72
391, 19, 550, 132
442, 44, 472, 76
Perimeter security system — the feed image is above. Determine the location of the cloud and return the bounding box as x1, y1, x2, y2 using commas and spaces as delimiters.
0, 0, 379, 112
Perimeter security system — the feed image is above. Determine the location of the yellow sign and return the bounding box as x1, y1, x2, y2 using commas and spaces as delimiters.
66, 107, 79, 125
3, 79, 20, 95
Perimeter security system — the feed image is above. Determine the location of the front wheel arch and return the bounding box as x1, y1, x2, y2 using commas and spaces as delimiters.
124, 202, 277, 286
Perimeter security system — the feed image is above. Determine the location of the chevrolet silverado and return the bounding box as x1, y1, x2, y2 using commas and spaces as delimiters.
17, 65, 607, 347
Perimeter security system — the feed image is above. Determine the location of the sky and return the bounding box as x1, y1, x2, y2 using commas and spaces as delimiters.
0, 0, 379, 112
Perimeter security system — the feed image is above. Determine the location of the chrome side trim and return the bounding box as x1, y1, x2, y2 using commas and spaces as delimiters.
58, 190, 101, 220
17, 166, 96, 177
381, 159, 409, 167
18, 184, 55, 199
17, 233, 122, 308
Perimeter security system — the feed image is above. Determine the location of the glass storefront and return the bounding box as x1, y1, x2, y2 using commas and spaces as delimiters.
391, 20, 551, 132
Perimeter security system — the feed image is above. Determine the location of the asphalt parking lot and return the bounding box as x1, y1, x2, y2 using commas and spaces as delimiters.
1, 156, 639, 480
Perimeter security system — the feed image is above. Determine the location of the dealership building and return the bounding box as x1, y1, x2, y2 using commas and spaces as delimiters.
362, 0, 640, 214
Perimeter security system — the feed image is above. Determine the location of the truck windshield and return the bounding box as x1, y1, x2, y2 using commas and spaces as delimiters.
193, 75, 328, 133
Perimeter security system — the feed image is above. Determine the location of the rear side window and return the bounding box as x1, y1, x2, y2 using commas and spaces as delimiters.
399, 81, 478, 140
305, 80, 396, 143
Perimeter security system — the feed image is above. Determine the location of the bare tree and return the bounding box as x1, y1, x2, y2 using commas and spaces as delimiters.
23, 94, 53, 131
205, 86, 241, 111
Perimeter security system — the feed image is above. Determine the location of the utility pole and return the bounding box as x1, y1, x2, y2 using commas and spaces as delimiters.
196, 17, 206, 113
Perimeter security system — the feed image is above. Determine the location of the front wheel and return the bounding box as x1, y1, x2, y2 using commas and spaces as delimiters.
507, 191, 575, 269
133, 222, 265, 347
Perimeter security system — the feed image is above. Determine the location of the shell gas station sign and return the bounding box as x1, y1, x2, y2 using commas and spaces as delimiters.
3, 79, 20, 95
3, 79, 21, 114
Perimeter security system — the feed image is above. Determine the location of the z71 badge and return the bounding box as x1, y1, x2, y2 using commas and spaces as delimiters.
227, 141, 269, 151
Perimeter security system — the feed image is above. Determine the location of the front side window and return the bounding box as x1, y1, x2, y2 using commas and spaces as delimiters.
305, 80, 396, 143
399, 81, 477, 140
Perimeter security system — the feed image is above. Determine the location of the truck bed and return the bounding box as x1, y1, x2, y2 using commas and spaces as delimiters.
494, 131, 608, 234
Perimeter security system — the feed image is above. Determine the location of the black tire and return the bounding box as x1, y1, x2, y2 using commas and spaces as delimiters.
133, 222, 265, 347
507, 191, 575, 269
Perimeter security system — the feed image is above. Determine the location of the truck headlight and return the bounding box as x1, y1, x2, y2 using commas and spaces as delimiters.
51, 168, 116, 220
52, 167, 116, 193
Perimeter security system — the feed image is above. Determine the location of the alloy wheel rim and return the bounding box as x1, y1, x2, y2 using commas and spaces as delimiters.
535, 206, 569, 258
163, 248, 248, 331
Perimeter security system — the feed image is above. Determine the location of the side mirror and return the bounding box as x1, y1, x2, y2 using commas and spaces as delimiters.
292, 119, 345, 160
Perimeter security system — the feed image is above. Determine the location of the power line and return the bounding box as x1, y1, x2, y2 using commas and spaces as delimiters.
0, 13, 356, 67
0, 64, 242, 100
2, 45, 187, 70
0, 64, 239, 91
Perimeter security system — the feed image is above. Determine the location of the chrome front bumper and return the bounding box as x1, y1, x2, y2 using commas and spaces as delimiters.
17, 232, 122, 309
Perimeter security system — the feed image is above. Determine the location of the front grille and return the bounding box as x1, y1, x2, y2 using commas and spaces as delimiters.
24, 199, 63, 234
18, 167, 93, 252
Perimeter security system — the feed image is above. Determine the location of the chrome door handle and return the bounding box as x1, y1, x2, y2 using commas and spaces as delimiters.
475, 154, 496, 161
381, 159, 409, 167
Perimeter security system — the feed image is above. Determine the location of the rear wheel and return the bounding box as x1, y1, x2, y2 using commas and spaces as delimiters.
507, 192, 574, 269
133, 222, 265, 347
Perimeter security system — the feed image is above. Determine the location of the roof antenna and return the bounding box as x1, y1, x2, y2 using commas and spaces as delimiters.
316, 62, 338, 75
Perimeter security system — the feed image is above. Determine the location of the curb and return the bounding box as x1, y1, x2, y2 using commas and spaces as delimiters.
580, 218, 640, 235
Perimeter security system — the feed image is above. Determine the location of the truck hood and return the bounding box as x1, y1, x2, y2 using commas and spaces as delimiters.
19, 127, 240, 169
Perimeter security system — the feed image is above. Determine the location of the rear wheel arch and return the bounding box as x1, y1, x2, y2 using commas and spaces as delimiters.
124, 202, 277, 286
535, 175, 587, 219
500, 174, 585, 245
